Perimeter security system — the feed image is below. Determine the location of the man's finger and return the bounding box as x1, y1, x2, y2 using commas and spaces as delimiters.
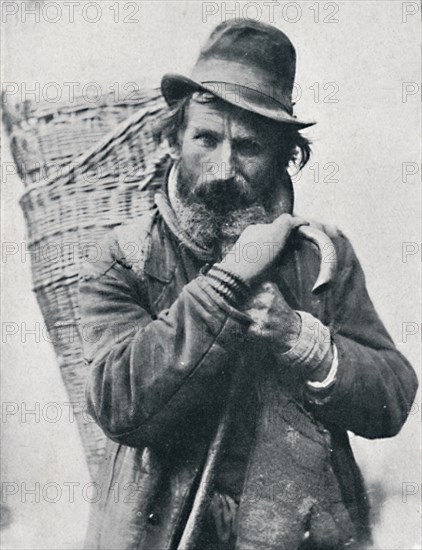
271, 213, 309, 231
291, 216, 309, 228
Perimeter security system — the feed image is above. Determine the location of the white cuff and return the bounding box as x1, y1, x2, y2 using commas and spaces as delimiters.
307, 343, 338, 390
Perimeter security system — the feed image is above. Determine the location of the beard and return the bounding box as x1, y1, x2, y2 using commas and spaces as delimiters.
172, 158, 293, 256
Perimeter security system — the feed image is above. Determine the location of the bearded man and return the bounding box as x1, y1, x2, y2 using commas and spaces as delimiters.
79, 20, 417, 550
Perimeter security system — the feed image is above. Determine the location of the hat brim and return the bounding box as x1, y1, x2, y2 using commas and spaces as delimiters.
161, 73, 315, 130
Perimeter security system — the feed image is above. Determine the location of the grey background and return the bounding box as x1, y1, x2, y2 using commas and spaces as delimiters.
1, 1, 421, 548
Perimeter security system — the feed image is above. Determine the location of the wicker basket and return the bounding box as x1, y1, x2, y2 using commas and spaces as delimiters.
3, 90, 165, 185
4, 89, 171, 476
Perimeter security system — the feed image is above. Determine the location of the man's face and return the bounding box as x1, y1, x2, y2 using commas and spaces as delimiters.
176, 98, 292, 214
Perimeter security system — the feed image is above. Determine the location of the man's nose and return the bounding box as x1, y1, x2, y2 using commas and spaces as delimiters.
216, 141, 236, 180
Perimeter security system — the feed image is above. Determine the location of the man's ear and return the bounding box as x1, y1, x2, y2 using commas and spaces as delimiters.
168, 143, 180, 160
168, 130, 183, 160
165, 137, 180, 160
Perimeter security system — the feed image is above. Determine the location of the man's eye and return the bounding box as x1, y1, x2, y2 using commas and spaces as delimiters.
194, 134, 217, 147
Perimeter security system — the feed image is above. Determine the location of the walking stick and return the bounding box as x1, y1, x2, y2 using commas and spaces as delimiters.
177, 366, 243, 549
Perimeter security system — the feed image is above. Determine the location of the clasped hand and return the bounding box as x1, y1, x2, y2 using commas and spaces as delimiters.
220, 213, 306, 352
242, 281, 301, 352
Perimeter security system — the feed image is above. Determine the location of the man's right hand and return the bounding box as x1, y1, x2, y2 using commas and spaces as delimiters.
218, 213, 308, 285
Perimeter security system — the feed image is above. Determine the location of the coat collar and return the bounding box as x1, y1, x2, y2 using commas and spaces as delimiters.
141, 158, 178, 283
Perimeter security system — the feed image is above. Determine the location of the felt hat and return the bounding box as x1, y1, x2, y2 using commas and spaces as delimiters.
161, 19, 315, 129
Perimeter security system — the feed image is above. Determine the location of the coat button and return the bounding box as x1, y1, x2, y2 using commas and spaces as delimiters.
148, 512, 160, 525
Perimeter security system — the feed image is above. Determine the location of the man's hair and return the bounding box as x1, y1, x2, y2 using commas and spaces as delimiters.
154, 93, 312, 171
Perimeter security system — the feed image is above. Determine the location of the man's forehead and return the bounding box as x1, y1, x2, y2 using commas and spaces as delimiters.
185, 99, 275, 139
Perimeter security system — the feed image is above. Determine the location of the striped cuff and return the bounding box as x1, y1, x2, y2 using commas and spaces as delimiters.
205, 266, 250, 307
278, 310, 332, 373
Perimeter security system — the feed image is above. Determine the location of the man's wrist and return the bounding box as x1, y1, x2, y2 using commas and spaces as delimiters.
278, 311, 332, 375
306, 344, 338, 391
214, 259, 256, 286
205, 265, 250, 307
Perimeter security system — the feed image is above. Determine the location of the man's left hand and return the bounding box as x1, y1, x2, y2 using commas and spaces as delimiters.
243, 281, 301, 353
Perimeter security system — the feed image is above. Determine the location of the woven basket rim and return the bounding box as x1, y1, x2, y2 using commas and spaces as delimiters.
18, 91, 165, 199
3, 89, 160, 121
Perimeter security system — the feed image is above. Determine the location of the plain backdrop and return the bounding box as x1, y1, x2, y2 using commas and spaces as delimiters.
1, 1, 421, 548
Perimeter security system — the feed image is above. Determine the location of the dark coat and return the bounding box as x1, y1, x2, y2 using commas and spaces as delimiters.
79, 191, 417, 550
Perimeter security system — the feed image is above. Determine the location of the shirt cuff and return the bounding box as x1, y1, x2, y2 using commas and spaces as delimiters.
306, 343, 338, 390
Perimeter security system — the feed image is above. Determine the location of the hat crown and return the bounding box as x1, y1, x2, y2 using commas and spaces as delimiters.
199, 20, 297, 93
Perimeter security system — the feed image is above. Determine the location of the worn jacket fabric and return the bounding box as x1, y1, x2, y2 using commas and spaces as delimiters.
79, 186, 417, 550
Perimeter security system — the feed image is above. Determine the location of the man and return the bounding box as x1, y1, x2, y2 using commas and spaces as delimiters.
79, 20, 417, 550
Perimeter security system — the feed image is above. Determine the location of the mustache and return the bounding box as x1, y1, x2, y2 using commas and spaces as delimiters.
188, 176, 258, 212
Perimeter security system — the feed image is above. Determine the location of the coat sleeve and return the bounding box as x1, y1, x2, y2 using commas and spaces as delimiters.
308, 231, 418, 439
78, 233, 252, 449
